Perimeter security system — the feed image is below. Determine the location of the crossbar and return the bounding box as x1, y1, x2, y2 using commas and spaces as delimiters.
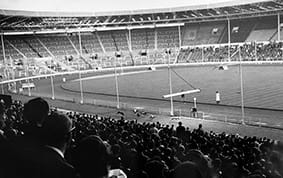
163, 89, 201, 98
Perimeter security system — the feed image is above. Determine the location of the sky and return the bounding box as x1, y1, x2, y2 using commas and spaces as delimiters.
0, 0, 234, 12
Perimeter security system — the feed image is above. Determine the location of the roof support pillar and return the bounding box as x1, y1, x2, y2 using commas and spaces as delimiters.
154, 27, 158, 50
278, 13, 281, 42
178, 25, 182, 48
227, 18, 231, 62
128, 29, 132, 51
1, 34, 7, 67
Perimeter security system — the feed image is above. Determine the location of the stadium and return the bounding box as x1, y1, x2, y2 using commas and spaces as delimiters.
0, 0, 283, 177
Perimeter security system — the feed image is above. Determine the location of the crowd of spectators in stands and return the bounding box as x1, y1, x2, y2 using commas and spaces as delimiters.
178, 41, 283, 63
0, 97, 282, 178
242, 42, 283, 61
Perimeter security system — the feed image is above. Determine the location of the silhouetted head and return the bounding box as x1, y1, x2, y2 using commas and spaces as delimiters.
23, 97, 49, 127
42, 112, 73, 150
73, 135, 110, 178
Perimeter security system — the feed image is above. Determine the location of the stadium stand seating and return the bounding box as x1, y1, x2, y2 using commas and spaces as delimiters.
80, 33, 104, 54
0, 38, 54, 78
131, 28, 155, 51
247, 30, 276, 42
39, 35, 78, 57
246, 16, 278, 42
182, 22, 225, 46
110, 30, 130, 52
7, 36, 40, 58
68, 33, 103, 55
37, 35, 91, 70
98, 31, 119, 52
0, 98, 282, 178
271, 16, 283, 41
22, 36, 50, 58
0, 39, 23, 61
271, 29, 283, 41
157, 27, 179, 49
1, 14, 283, 77
178, 41, 283, 63
221, 18, 256, 43
3, 25, 282, 73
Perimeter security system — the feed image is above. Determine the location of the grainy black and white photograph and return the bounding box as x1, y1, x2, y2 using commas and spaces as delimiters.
0, 0, 283, 177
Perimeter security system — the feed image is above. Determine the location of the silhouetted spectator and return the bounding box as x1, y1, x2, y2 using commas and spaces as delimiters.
73, 135, 110, 178
144, 160, 168, 178
109, 144, 122, 169
176, 122, 185, 139
0, 101, 6, 142
0, 97, 50, 178
169, 161, 203, 178
23, 97, 49, 128
186, 149, 212, 178
0, 97, 282, 178
40, 112, 77, 178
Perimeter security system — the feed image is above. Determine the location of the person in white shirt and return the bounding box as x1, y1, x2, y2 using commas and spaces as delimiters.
216, 91, 220, 104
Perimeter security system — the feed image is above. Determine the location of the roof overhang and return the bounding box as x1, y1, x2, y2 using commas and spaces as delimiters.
0, 0, 270, 17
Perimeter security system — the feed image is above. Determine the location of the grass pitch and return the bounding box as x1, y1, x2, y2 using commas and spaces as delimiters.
63, 64, 283, 110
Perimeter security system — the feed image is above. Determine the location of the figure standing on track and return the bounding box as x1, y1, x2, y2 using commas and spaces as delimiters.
181, 90, 185, 103
191, 107, 197, 118
216, 91, 220, 104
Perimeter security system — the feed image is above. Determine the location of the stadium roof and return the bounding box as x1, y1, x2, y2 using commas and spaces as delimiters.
0, 0, 283, 32
0, 0, 272, 16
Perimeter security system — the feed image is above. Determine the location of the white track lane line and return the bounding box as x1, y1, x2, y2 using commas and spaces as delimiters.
72, 70, 154, 82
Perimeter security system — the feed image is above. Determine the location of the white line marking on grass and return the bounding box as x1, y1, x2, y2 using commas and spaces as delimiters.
72, 70, 154, 82
254, 122, 267, 125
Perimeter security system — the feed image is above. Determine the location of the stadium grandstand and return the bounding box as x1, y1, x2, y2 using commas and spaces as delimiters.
0, 0, 283, 73
0, 0, 283, 177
